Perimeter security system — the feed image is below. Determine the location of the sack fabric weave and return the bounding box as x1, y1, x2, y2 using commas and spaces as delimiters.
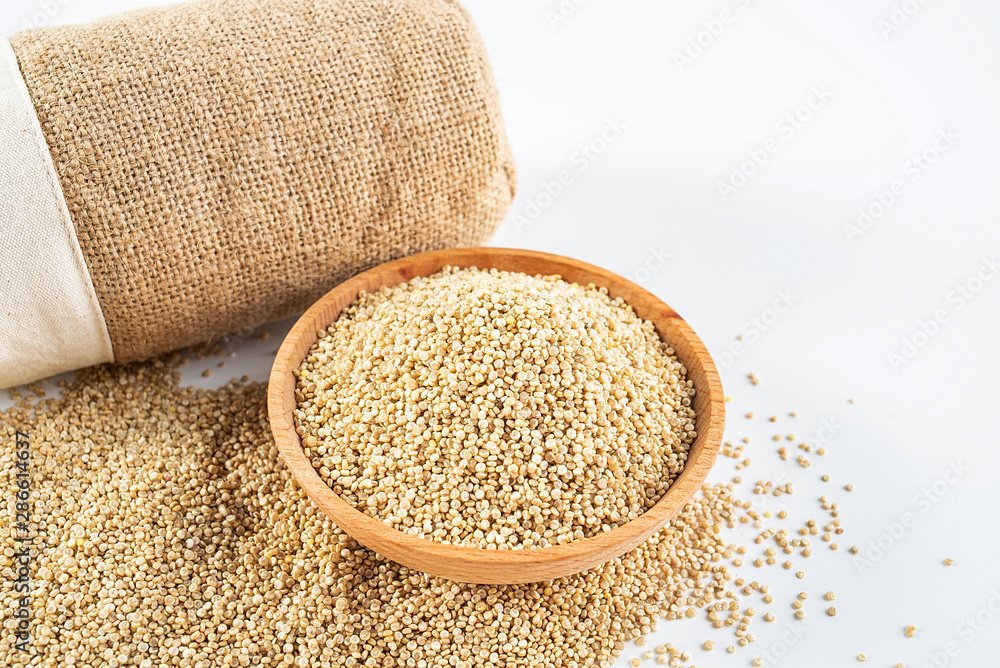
8, 0, 515, 363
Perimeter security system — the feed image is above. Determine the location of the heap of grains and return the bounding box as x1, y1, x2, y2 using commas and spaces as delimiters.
2, 358, 739, 668
293, 267, 697, 549
1, 305, 869, 666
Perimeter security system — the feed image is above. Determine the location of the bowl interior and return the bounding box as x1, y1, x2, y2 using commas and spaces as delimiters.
267, 247, 725, 584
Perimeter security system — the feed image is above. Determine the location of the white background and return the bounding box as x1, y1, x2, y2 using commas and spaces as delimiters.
4, 1, 1000, 666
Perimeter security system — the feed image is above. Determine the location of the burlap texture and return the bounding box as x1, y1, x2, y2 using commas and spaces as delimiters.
9, 0, 515, 362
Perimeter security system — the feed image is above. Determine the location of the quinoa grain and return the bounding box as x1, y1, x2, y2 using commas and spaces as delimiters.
293, 268, 697, 549
0, 357, 736, 668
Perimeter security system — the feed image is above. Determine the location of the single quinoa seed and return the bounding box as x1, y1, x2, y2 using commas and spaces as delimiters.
293, 267, 697, 549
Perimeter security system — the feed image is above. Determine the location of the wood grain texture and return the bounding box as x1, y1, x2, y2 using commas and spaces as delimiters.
268, 247, 725, 584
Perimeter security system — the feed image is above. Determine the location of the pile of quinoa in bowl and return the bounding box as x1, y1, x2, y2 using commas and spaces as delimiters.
293, 267, 697, 549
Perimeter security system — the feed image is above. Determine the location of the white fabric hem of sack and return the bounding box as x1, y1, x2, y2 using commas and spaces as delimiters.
0, 37, 113, 389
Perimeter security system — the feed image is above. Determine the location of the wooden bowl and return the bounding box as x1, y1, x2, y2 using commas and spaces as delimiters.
268, 247, 725, 584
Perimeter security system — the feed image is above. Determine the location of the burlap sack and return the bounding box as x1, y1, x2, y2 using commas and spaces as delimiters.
8, 0, 515, 363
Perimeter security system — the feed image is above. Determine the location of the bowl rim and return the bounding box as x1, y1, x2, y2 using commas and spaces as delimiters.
267, 247, 725, 584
